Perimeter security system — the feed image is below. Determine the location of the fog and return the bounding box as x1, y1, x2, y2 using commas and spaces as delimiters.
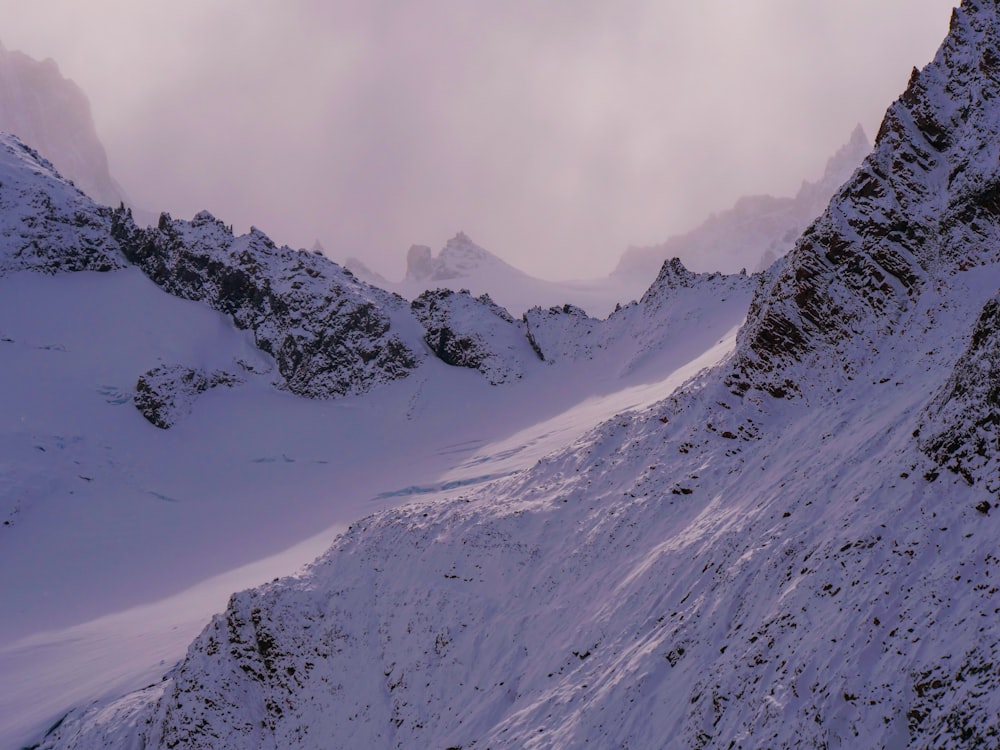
5, 1, 956, 279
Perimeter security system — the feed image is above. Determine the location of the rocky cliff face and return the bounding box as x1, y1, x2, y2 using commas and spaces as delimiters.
615, 124, 870, 278
0, 43, 128, 209
110, 210, 423, 399
918, 293, 1000, 491
728, 0, 1000, 400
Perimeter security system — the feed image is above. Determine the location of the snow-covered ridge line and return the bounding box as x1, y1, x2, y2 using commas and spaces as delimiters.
0, 132, 746, 409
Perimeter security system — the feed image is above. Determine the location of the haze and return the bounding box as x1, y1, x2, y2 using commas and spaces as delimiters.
5, 0, 956, 280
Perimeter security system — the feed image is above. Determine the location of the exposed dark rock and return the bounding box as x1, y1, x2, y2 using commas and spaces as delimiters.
134, 365, 243, 429
919, 295, 1000, 491
111, 210, 421, 399
410, 288, 534, 384
523, 303, 599, 364
728, 2, 1000, 398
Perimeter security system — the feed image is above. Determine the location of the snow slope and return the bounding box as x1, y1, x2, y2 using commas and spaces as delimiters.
35, 2, 1000, 748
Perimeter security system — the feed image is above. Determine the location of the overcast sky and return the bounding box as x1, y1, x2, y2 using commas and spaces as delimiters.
5, 1, 957, 279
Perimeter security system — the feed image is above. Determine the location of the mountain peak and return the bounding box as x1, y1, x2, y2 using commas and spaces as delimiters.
0, 46, 128, 209
405, 233, 518, 283
614, 123, 871, 278
819, 123, 869, 185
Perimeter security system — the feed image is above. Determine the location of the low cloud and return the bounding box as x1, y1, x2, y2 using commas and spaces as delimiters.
4, 0, 957, 279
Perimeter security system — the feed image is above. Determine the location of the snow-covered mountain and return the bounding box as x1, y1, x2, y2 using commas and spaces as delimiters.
30, 2, 1000, 748
348, 232, 648, 318
616, 123, 871, 278
0, 42, 130, 209
0, 129, 753, 747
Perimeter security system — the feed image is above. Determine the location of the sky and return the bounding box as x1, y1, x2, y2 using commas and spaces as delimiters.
4, 1, 958, 280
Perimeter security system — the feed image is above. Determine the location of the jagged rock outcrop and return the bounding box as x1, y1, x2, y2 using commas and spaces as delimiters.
615, 124, 870, 278
111, 210, 422, 399
134, 365, 243, 429
0, 134, 125, 275
0, 43, 128, 208
410, 288, 537, 384
729, 2, 1000, 399
918, 294, 1000, 491
0, 132, 421, 403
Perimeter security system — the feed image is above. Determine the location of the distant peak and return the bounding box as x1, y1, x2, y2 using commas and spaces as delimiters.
344, 256, 389, 285
822, 124, 871, 181
442, 232, 489, 256
405, 234, 510, 283
849, 122, 868, 146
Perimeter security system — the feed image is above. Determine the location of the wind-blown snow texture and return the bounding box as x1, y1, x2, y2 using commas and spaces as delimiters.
37, 2, 1000, 749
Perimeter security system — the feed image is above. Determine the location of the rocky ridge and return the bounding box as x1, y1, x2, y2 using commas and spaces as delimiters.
0, 135, 125, 276
728, 0, 1000, 401
0, 132, 737, 422
110, 210, 424, 399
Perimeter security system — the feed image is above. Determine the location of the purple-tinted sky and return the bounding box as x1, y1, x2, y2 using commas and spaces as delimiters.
5, 1, 956, 279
